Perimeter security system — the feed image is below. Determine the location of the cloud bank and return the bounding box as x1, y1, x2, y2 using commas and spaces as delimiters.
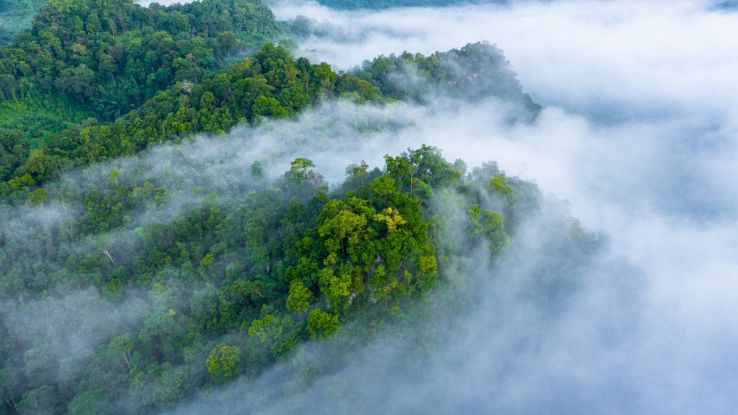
6, 0, 738, 413
275, 0, 738, 117
162, 0, 738, 413
137, 0, 194, 6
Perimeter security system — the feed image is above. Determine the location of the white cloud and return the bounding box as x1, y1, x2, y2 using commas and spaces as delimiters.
275, 0, 738, 117
161, 0, 738, 413
10, 1, 738, 412
137, 0, 195, 6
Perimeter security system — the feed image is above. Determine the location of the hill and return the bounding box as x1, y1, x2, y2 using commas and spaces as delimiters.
0, 42, 538, 200
0, 0, 285, 152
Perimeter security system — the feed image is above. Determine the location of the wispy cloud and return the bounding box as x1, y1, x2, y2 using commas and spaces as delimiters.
161, 0, 738, 413
7, 1, 738, 413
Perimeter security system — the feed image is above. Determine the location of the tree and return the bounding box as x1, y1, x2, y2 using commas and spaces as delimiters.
248, 314, 289, 345
373, 207, 406, 233
205, 344, 241, 381
306, 309, 339, 339
318, 200, 369, 255
28, 187, 48, 204
318, 267, 352, 310
286, 280, 313, 313
467, 204, 508, 256
17, 385, 59, 415
215, 32, 238, 61
108, 334, 133, 370
252, 95, 289, 120
21, 149, 59, 183
285, 157, 323, 187
345, 160, 369, 187
55, 64, 96, 103
67, 389, 116, 415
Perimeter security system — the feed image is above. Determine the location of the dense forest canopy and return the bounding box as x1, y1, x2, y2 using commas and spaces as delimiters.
0, 0, 285, 152
0, 0, 283, 115
355, 42, 540, 114
0, 1, 592, 414
0, 0, 731, 414
0, 41, 537, 202
0, 43, 379, 196
0, 136, 593, 413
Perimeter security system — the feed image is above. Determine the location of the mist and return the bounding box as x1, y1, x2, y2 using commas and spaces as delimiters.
3, 0, 737, 413
150, 0, 738, 413
137, 0, 194, 6
156, 107, 738, 412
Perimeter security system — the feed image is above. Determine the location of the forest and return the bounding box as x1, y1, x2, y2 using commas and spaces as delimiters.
0, 0, 47, 43
1, 138, 593, 413
0, 0, 283, 147
0, 1, 593, 414
0, 37, 538, 201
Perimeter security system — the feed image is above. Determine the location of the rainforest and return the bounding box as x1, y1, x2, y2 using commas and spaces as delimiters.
1, 1, 737, 414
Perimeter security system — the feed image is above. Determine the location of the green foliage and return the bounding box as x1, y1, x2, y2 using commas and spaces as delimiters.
0, 95, 91, 148
248, 314, 289, 344
0, 44, 383, 197
286, 280, 314, 313
306, 309, 340, 339
253, 95, 289, 121
0, 42, 531, 200
206, 344, 241, 381
0, 9, 559, 409
319, 199, 370, 254
0, 0, 285, 117
491, 174, 514, 197
356, 42, 540, 115
27, 186, 47, 204
17, 385, 59, 415
467, 204, 509, 256
66, 389, 116, 415
0, 143, 581, 413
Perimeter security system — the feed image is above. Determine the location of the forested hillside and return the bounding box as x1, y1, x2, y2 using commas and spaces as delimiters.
0, 1, 583, 414
0, 0, 282, 112
0, 0, 728, 414
0, 0, 284, 149
0, 43, 382, 199
0, 41, 537, 202
0, 137, 593, 413
356, 42, 540, 114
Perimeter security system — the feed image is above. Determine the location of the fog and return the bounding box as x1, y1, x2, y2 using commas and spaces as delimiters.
137, 0, 194, 6
275, 0, 738, 116
159, 0, 738, 413
5, 0, 738, 413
